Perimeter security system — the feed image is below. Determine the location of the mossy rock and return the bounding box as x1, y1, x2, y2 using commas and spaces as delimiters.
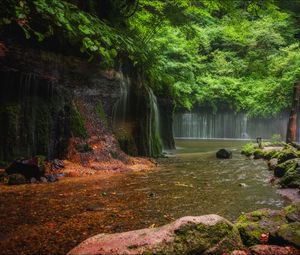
284, 202, 300, 223
275, 222, 300, 248
279, 167, 300, 188
263, 150, 279, 160
235, 209, 287, 246
68, 215, 244, 255
276, 148, 300, 164
253, 149, 264, 159
274, 159, 299, 178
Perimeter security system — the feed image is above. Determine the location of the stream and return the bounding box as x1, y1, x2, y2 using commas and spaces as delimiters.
111, 139, 286, 222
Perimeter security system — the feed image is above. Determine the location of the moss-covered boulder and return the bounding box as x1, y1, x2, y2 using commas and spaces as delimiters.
284, 202, 300, 223
68, 215, 243, 255
270, 158, 300, 188
235, 209, 287, 246
276, 147, 300, 164
235, 204, 300, 248
275, 222, 300, 248
253, 149, 265, 159
274, 159, 300, 178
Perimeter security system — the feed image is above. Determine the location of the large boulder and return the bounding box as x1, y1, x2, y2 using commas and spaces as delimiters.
5, 157, 45, 179
68, 215, 243, 255
235, 204, 300, 248
216, 149, 232, 159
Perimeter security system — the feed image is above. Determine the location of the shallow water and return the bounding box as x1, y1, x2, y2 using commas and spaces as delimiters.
113, 139, 286, 222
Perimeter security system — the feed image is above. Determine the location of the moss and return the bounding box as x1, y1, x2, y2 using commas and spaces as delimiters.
253, 149, 264, 159
276, 148, 300, 164
70, 102, 88, 138
241, 143, 257, 156
96, 99, 107, 127
276, 223, 300, 248
173, 222, 234, 254
263, 150, 278, 160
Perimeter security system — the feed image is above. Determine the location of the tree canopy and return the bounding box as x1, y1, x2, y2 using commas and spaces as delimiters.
1, 0, 300, 116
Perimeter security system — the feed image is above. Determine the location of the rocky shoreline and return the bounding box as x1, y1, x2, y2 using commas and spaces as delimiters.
68, 203, 300, 255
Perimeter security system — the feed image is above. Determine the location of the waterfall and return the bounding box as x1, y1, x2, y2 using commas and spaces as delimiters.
147, 88, 162, 154
112, 64, 130, 129
173, 111, 289, 140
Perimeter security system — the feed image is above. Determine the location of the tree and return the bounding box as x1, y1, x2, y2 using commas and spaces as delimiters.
286, 81, 300, 143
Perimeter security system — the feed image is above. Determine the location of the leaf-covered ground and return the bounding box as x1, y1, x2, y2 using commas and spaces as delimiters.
0, 163, 156, 255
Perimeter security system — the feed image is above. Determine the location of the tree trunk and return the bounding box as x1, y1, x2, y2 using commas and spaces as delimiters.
286, 81, 300, 143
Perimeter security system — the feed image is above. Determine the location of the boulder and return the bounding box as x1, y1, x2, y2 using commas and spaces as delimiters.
235, 209, 287, 246
68, 215, 243, 255
216, 149, 232, 159
249, 245, 299, 255
7, 173, 26, 185
275, 222, 300, 248
284, 202, 300, 223
5, 157, 45, 179
277, 149, 300, 164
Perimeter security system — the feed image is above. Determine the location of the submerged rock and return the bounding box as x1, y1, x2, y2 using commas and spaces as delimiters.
216, 149, 232, 159
68, 215, 243, 255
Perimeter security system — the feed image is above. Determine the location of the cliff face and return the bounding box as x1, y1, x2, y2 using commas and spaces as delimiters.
0, 42, 174, 164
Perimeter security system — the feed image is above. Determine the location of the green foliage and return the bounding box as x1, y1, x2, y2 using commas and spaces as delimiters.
1, 0, 300, 115
1, 0, 136, 66
129, 0, 300, 115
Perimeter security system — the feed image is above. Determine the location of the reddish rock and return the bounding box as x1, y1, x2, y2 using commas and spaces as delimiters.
231, 250, 250, 255
250, 245, 299, 255
68, 215, 243, 255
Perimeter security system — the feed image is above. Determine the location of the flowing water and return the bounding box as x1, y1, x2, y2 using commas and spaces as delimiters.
110, 139, 286, 222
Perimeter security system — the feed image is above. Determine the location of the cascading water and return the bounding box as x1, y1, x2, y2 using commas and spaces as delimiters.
173, 111, 290, 140
147, 88, 163, 154
112, 64, 130, 130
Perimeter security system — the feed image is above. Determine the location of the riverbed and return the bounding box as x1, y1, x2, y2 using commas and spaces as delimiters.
0, 139, 287, 255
